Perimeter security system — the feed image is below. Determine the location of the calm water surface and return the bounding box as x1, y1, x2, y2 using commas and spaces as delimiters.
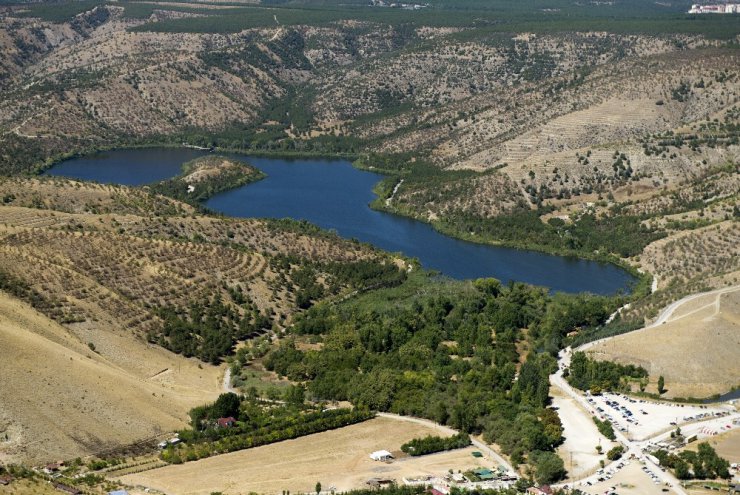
46, 148, 636, 294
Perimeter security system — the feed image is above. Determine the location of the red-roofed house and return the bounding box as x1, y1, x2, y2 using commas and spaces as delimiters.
217, 417, 236, 428
527, 485, 553, 495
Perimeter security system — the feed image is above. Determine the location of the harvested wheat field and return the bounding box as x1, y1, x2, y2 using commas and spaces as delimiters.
587, 287, 740, 399
119, 416, 493, 495
0, 292, 222, 465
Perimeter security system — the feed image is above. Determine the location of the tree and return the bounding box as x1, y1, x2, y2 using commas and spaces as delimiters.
658, 376, 665, 395
607, 445, 625, 461
674, 458, 691, 479
285, 384, 306, 406
315, 482, 322, 494
212, 392, 241, 419
530, 450, 566, 484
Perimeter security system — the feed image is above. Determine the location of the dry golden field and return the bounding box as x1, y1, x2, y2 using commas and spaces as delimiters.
119, 416, 490, 495
684, 428, 740, 463
587, 287, 740, 399
0, 479, 65, 495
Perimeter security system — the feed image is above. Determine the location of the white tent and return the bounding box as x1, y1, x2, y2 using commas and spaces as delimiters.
370, 450, 394, 461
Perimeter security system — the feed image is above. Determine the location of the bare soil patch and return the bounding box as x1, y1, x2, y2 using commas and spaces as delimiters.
551, 387, 615, 480
0, 293, 222, 465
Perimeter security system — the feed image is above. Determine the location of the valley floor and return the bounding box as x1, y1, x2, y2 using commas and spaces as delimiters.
118, 416, 491, 495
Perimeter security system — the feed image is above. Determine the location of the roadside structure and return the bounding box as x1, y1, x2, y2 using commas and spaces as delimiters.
369, 450, 394, 461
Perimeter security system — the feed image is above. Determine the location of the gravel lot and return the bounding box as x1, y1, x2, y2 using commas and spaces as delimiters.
552, 387, 616, 480
587, 392, 729, 441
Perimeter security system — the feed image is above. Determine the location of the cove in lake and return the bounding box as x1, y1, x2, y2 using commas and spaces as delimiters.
46, 148, 637, 295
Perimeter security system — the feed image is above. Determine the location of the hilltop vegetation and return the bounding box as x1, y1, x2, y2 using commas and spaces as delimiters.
149, 154, 266, 204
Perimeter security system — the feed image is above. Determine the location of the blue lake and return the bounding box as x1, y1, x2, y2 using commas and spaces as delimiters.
46, 148, 637, 294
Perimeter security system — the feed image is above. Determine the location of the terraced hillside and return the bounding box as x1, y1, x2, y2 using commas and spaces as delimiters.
0, 177, 402, 463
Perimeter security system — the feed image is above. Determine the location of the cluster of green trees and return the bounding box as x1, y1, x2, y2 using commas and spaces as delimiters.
567, 352, 648, 393
269, 254, 408, 309
260, 275, 619, 484
437, 209, 664, 259
145, 252, 405, 364
654, 443, 731, 480
606, 445, 625, 460
152, 295, 272, 364
162, 393, 374, 464
592, 417, 616, 441
401, 432, 471, 456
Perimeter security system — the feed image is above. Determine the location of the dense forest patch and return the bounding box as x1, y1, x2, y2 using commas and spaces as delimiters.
249, 273, 623, 483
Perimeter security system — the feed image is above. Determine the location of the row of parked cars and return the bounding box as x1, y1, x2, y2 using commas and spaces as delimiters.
589, 396, 641, 432
641, 464, 666, 485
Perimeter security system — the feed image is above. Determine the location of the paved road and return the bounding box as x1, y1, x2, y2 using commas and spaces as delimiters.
551, 352, 689, 495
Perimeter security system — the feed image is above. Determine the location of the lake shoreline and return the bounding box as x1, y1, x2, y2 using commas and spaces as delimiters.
43, 146, 641, 295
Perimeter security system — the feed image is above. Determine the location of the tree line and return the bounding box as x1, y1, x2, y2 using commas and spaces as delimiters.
162, 393, 374, 464
654, 443, 731, 480
566, 351, 648, 393
401, 433, 471, 456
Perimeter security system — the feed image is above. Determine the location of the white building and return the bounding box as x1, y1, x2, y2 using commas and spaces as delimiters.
370, 450, 394, 461
688, 3, 740, 13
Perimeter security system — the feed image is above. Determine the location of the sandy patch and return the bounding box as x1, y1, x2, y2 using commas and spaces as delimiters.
552, 387, 616, 480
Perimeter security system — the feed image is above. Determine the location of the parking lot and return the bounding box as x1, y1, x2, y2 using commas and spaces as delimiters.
586, 392, 730, 441
572, 461, 673, 495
